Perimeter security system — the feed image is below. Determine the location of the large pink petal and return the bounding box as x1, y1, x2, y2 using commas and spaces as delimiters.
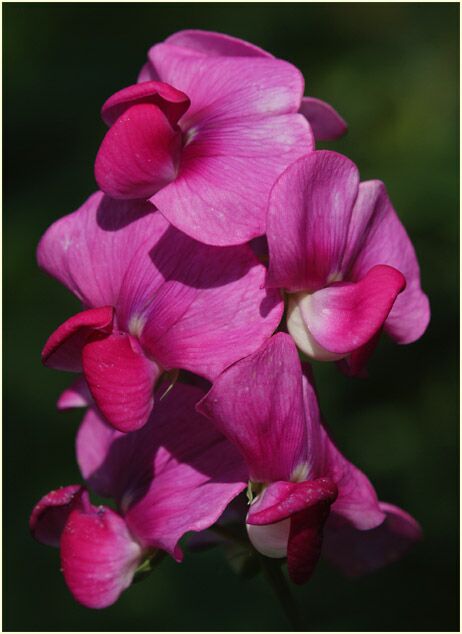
164, 29, 272, 58
95, 103, 182, 200
197, 334, 308, 483
299, 97, 347, 142
292, 265, 405, 357
61, 505, 143, 609
267, 151, 360, 292
343, 180, 430, 344
37, 191, 157, 308
42, 306, 114, 372
323, 502, 422, 577
82, 331, 162, 432
30, 485, 88, 547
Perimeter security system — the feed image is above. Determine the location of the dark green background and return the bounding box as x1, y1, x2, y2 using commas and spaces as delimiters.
4, 3, 459, 631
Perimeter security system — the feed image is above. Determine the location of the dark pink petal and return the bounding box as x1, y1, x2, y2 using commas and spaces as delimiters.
293, 265, 406, 357
30, 485, 89, 547
198, 334, 308, 482
299, 97, 347, 142
57, 376, 92, 410
343, 180, 430, 344
82, 331, 162, 432
101, 81, 190, 127
61, 505, 143, 609
336, 330, 382, 378
267, 151, 359, 292
37, 191, 156, 308
164, 29, 272, 58
42, 307, 114, 372
95, 103, 182, 200
323, 502, 422, 577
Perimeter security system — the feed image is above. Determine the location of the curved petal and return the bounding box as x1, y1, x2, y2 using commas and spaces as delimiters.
30, 485, 88, 547
291, 265, 405, 357
82, 331, 163, 432
95, 103, 182, 200
197, 333, 308, 483
164, 29, 272, 58
343, 180, 430, 344
57, 376, 92, 410
61, 505, 143, 609
324, 502, 422, 577
37, 191, 157, 308
299, 97, 347, 142
42, 306, 114, 372
246, 519, 291, 559
266, 151, 360, 292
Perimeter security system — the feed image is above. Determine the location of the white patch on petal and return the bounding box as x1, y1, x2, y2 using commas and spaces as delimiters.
128, 314, 147, 338
291, 462, 309, 483
247, 519, 290, 558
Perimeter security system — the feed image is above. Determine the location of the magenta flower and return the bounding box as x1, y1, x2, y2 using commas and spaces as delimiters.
94, 31, 314, 246
266, 151, 430, 375
30, 382, 246, 608
198, 334, 422, 583
38, 192, 282, 432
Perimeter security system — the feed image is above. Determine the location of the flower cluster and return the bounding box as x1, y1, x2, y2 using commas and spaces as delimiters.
31, 30, 429, 611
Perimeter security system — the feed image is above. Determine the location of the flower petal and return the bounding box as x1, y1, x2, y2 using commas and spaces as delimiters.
267, 151, 360, 292
95, 103, 182, 200
57, 376, 92, 410
323, 502, 422, 577
164, 29, 272, 58
299, 97, 347, 142
61, 505, 143, 609
82, 331, 163, 432
42, 306, 114, 372
30, 485, 88, 547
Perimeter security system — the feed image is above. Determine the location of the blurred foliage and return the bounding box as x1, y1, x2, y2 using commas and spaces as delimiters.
4, 3, 459, 631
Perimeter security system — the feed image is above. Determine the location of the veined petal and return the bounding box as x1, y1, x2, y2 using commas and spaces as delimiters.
82, 331, 163, 432
95, 103, 182, 200
30, 485, 88, 547
299, 97, 347, 142
267, 151, 360, 292
42, 306, 114, 372
164, 29, 273, 58
61, 505, 143, 609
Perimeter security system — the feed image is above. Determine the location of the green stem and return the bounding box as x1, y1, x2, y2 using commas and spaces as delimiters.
257, 555, 304, 631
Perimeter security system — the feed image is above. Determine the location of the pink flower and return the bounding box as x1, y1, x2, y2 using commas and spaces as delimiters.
266, 151, 430, 375
38, 192, 283, 432
94, 31, 314, 246
198, 334, 422, 583
30, 382, 247, 609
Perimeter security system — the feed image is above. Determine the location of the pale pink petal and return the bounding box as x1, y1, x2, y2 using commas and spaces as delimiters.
164, 29, 272, 58
37, 191, 157, 308
42, 307, 114, 372
324, 502, 422, 577
267, 151, 360, 292
95, 103, 182, 200
343, 180, 430, 344
293, 265, 405, 356
299, 97, 347, 142
197, 334, 308, 482
137, 61, 158, 82
30, 485, 88, 547
57, 376, 92, 410
82, 331, 163, 432
61, 505, 143, 609
246, 519, 291, 558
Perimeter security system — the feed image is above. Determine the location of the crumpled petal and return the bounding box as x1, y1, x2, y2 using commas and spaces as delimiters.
197, 333, 308, 483
267, 151, 359, 292
42, 306, 114, 372
30, 485, 88, 547
291, 265, 406, 357
61, 504, 143, 609
82, 331, 163, 432
323, 502, 422, 577
299, 97, 347, 142
343, 180, 430, 344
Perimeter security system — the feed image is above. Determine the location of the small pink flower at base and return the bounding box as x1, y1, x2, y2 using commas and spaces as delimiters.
266, 151, 430, 375
198, 334, 421, 583
38, 191, 283, 432
30, 382, 247, 608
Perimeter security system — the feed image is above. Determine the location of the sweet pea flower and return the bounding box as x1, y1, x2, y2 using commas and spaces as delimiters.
266, 151, 430, 375
30, 382, 247, 609
198, 334, 422, 583
38, 192, 282, 432
95, 32, 314, 246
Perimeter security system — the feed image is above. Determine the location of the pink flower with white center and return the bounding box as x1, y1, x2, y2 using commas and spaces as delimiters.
266, 151, 430, 375
38, 191, 283, 432
30, 382, 247, 609
94, 31, 315, 246
198, 334, 422, 583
